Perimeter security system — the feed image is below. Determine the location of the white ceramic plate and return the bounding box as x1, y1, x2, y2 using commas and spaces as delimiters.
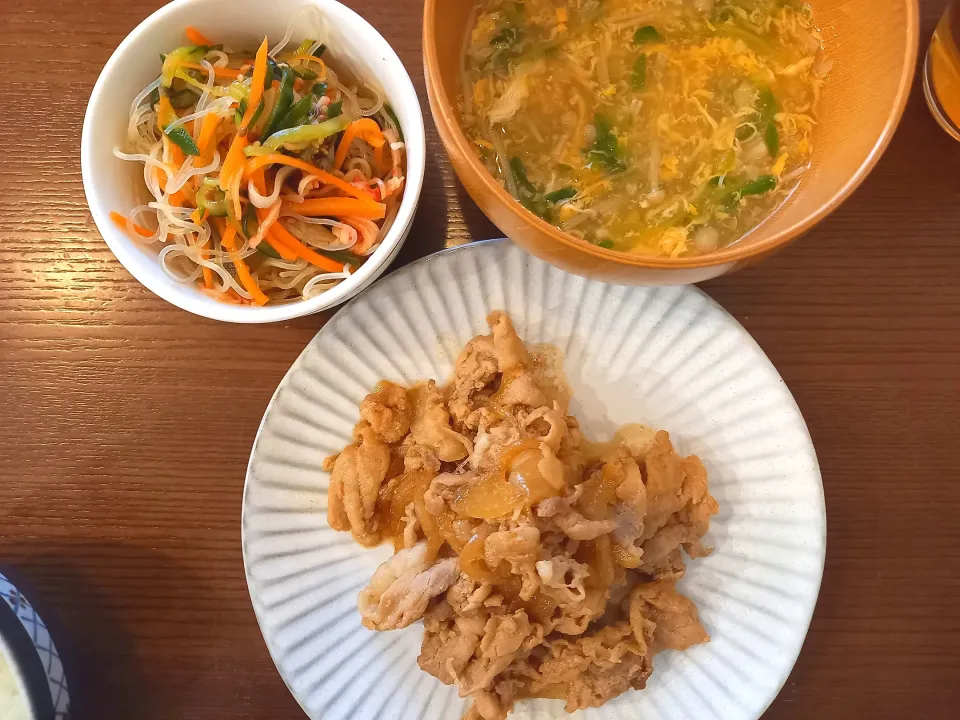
242, 239, 826, 720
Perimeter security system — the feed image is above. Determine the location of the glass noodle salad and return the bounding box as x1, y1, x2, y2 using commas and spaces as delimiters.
112, 17, 406, 305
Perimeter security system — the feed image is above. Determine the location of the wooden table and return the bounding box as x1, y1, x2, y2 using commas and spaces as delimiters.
1, 0, 958, 717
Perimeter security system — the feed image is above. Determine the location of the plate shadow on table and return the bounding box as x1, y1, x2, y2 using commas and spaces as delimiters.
0, 538, 254, 720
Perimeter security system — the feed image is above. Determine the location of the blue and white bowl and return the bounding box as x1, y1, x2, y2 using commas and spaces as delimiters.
0, 573, 70, 720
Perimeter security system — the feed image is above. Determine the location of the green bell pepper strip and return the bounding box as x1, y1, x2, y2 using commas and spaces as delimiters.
234, 98, 264, 129
157, 91, 199, 156
764, 123, 780, 157
510, 158, 536, 194
275, 95, 314, 132
383, 104, 404, 142
293, 67, 318, 82
633, 26, 662, 45
168, 87, 199, 109
262, 115, 350, 151
262, 67, 296, 138
740, 175, 777, 197
241, 203, 282, 258
757, 88, 780, 157
544, 186, 577, 203
165, 127, 199, 156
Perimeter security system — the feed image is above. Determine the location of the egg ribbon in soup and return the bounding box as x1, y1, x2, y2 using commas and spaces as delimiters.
459, 0, 827, 257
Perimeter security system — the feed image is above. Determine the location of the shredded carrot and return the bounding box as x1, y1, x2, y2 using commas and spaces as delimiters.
240, 38, 270, 133
334, 119, 387, 172
258, 222, 298, 261
261, 224, 299, 259
196, 112, 220, 162
243, 154, 381, 205
187, 207, 213, 288
269, 222, 346, 273
180, 62, 243, 80
185, 26, 214, 46
110, 211, 153, 238
217, 222, 268, 305
290, 197, 386, 220
215, 218, 233, 246
157, 95, 177, 128
235, 259, 269, 305
219, 134, 250, 190
168, 138, 185, 168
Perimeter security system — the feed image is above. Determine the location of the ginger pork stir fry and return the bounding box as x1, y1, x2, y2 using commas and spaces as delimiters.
324, 312, 719, 719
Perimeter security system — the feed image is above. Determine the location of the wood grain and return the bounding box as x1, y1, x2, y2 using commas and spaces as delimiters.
0, 1, 958, 718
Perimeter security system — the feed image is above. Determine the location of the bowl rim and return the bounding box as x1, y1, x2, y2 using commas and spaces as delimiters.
81, 0, 425, 324
422, 0, 920, 270
0, 599, 56, 720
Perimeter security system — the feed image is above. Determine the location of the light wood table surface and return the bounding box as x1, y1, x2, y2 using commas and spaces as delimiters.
1, 1, 959, 717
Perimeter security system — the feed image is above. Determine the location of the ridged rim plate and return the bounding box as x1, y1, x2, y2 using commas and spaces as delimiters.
242, 239, 826, 720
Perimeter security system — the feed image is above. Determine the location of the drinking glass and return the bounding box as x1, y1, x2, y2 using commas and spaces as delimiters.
925, 1, 960, 140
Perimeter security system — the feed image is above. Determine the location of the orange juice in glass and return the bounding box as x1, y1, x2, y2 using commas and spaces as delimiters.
925, 2, 960, 140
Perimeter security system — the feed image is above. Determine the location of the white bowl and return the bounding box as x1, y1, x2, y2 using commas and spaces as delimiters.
81, 0, 425, 323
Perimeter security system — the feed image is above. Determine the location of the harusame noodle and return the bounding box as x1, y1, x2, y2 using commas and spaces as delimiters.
113, 8, 406, 305
459, 0, 827, 258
